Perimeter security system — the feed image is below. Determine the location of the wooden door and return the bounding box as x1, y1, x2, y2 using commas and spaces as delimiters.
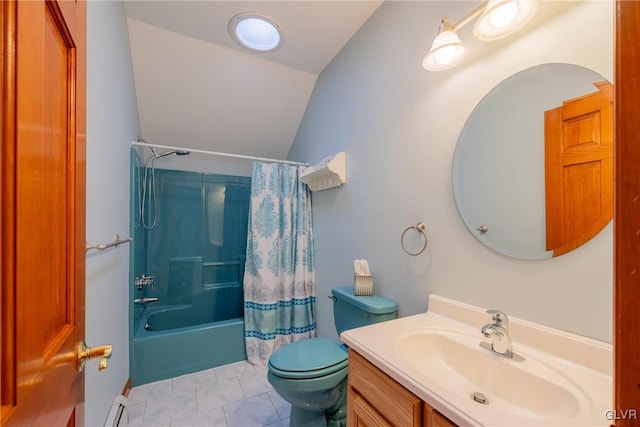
614, 0, 640, 424
1, 0, 87, 425
544, 81, 613, 257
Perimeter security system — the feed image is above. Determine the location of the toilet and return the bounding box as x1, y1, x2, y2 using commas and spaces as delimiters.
267, 286, 397, 427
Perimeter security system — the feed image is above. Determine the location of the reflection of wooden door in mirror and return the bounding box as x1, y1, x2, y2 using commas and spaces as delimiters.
544, 81, 613, 257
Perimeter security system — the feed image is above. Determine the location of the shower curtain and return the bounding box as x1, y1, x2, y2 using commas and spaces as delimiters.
243, 162, 316, 366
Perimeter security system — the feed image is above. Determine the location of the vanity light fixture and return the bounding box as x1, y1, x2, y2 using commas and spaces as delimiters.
422, 18, 469, 72
228, 13, 283, 52
423, 0, 538, 71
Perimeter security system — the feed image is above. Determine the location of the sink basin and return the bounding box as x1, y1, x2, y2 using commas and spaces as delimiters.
396, 329, 586, 422
341, 296, 611, 427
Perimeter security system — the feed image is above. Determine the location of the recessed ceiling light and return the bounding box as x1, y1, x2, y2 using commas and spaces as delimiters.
228, 13, 283, 53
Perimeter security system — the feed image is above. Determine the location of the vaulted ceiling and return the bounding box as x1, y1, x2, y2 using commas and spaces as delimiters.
123, 1, 383, 160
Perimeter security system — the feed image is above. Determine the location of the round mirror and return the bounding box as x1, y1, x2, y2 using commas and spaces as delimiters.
453, 63, 613, 260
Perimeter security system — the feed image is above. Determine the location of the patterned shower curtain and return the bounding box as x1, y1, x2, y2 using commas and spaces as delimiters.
243, 161, 316, 367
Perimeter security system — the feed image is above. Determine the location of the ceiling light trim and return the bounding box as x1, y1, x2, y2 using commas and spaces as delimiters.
228, 12, 283, 53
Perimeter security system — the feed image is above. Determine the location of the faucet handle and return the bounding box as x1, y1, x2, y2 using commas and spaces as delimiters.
486, 309, 509, 327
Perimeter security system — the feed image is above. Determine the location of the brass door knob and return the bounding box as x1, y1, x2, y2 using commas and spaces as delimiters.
77, 341, 113, 372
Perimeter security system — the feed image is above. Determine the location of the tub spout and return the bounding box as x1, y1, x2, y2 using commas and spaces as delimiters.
134, 297, 159, 304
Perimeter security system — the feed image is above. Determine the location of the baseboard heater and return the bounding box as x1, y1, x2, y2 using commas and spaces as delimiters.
104, 395, 129, 427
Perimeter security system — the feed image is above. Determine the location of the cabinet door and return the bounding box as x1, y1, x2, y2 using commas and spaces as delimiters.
423, 402, 458, 427
348, 351, 422, 426
431, 411, 457, 427
350, 390, 392, 427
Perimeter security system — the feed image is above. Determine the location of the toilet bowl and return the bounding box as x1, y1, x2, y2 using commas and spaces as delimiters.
268, 337, 348, 426
267, 286, 397, 427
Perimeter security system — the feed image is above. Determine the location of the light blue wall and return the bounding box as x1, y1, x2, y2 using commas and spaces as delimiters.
288, 1, 614, 343
86, 1, 140, 425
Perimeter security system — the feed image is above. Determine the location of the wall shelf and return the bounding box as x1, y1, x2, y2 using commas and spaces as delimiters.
300, 152, 346, 192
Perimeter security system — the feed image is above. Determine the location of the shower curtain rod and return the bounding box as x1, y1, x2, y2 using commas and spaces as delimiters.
131, 141, 310, 167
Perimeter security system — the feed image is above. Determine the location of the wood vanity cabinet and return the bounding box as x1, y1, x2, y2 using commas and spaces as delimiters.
427, 408, 458, 427
347, 350, 457, 427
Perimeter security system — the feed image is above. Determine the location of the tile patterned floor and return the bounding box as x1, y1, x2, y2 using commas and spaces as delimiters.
128, 361, 291, 427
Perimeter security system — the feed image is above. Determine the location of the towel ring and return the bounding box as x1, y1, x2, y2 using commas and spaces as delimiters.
401, 222, 428, 256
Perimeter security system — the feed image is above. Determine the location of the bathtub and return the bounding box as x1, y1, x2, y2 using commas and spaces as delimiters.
131, 305, 247, 386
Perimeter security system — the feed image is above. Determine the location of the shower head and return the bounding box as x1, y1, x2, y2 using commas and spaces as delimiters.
155, 150, 191, 159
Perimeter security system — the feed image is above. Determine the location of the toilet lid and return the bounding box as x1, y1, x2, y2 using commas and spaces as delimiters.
269, 337, 347, 375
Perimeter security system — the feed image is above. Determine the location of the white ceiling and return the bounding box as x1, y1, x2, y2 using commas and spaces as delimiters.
123, 1, 383, 160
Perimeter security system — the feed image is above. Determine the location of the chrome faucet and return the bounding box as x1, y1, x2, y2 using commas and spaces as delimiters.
480, 309, 524, 361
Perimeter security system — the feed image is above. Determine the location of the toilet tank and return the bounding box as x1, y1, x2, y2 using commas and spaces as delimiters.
331, 286, 397, 336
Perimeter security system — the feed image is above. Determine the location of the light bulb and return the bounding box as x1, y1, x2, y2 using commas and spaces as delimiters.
489, 1, 519, 28
435, 45, 460, 65
473, 0, 538, 41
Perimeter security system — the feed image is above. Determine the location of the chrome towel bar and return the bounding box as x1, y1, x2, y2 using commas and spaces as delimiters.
86, 234, 132, 254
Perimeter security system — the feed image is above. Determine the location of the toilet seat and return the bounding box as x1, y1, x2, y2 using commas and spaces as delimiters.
268, 337, 348, 379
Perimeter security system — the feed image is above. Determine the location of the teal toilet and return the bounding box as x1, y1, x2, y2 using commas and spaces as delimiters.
267, 286, 397, 427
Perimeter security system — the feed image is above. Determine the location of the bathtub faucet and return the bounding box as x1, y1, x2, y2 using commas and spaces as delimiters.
134, 297, 159, 304
135, 274, 155, 291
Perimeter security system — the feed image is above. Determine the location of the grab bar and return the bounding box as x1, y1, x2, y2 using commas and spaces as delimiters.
134, 297, 159, 304
86, 234, 133, 254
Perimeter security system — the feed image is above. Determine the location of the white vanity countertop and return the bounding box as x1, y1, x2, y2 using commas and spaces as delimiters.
340, 294, 613, 427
